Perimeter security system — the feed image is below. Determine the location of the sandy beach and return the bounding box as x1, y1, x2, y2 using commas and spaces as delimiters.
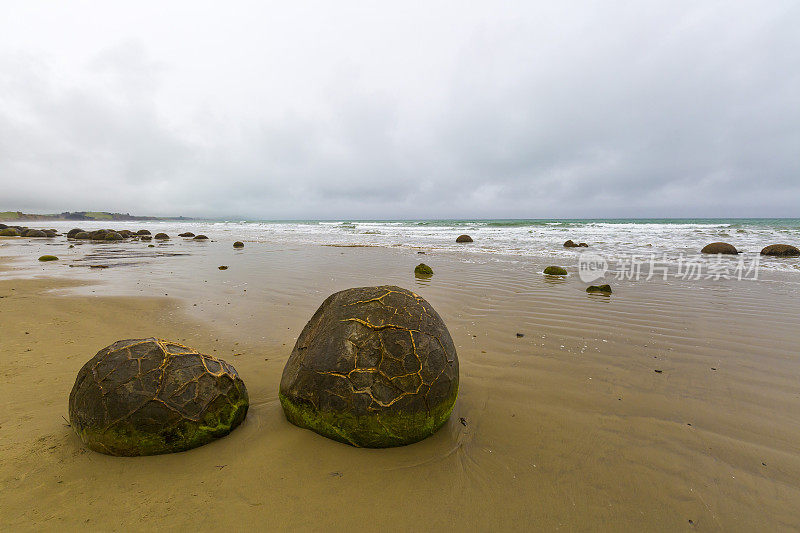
1, 229, 799, 532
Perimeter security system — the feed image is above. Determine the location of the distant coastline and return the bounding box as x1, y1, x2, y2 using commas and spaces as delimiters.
0, 211, 192, 222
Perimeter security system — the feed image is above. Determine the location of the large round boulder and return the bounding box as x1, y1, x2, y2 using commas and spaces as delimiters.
701, 242, 738, 254
67, 228, 84, 238
136, 229, 151, 236
69, 338, 249, 456
760, 244, 800, 257
279, 286, 459, 447
455, 234, 473, 243
154, 233, 169, 240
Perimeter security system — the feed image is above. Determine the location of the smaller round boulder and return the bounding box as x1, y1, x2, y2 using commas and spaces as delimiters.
179, 232, 195, 237
414, 263, 433, 277
564, 240, 579, 248
136, 229, 151, 236
543, 266, 568, 276
456, 234, 473, 243
233, 241, 244, 248
701, 242, 738, 254
218, 265, 228, 270
193, 235, 209, 240
760, 244, 800, 257
141, 235, 152, 241
154, 233, 169, 240
67, 228, 84, 238
68, 338, 249, 456
38, 255, 58, 262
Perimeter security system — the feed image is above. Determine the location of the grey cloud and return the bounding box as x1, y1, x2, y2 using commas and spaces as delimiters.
0, 1, 798, 219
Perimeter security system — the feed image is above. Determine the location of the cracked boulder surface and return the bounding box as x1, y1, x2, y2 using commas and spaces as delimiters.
279, 285, 459, 448
69, 338, 249, 456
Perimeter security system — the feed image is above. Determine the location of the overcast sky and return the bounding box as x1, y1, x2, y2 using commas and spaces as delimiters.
1, 1, 798, 219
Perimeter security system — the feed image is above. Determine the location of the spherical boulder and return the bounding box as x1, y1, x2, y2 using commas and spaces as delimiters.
455, 234, 473, 243
136, 229, 151, 236
280, 286, 459, 447
233, 241, 244, 248
193, 235, 208, 240
414, 263, 433, 277
68, 338, 249, 456
67, 228, 84, 238
0, 228, 21, 236
154, 233, 169, 240
761, 244, 800, 257
179, 232, 195, 237
543, 266, 567, 276
38, 255, 58, 262
701, 242, 738, 254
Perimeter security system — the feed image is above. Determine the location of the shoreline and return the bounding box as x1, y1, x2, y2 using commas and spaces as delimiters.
1, 238, 800, 530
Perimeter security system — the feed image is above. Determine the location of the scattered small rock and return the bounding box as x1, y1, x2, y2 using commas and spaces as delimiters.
516, 333, 524, 338
218, 266, 228, 270
233, 241, 244, 248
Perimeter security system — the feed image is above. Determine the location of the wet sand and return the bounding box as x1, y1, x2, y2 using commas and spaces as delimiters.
1, 236, 800, 531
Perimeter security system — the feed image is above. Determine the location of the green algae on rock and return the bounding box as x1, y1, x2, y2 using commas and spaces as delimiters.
543, 266, 568, 276
68, 338, 249, 456
154, 233, 169, 240
38, 255, 59, 261
414, 263, 433, 277
586, 284, 612, 294
279, 285, 459, 447
0, 228, 20, 236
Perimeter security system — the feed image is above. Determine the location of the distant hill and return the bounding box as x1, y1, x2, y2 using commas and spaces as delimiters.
0, 211, 193, 222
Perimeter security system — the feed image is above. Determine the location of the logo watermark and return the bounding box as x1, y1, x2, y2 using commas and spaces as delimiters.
578, 252, 760, 282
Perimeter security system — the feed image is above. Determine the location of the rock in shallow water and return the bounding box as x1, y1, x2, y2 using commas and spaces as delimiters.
760, 244, 800, 257
68, 338, 249, 456
456, 234, 473, 243
586, 284, 612, 294
414, 263, 433, 277
279, 285, 459, 447
543, 266, 567, 275
701, 242, 738, 254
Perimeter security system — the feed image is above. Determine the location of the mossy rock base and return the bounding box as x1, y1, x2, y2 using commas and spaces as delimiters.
0, 228, 20, 236
69, 338, 249, 456
543, 266, 567, 275
279, 286, 459, 448
279, 388, 457, 448
38, 255, 59, 262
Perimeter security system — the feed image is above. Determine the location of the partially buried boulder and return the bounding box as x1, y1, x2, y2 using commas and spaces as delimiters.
193, 235, 208, 240
0, 228, 20, 236
136, 229, 151, 236
38, 255, 58, 261
179, 232, 195, 237
760, 244, 800, 257
104, 232, 123, 241
68, 338, 249, 456
24, 229, 47, 237
586, 284, 612, 294
564, 240, 581, 248
74, 231, 92, 240
701, 242, 738, 254
67, 228, 84, 238
543, 266, 568, 275
280, 286, 459, 447
456, 234, 473, 243
233, 241, 244, 248
154, 233, 169, 240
